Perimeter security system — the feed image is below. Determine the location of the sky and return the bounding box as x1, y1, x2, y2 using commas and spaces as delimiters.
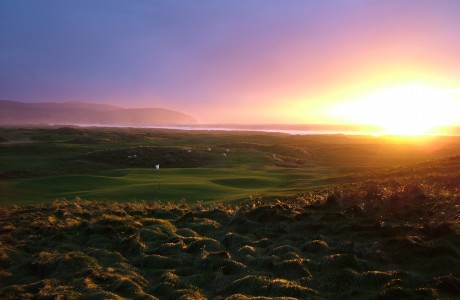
1, 0, 460, 125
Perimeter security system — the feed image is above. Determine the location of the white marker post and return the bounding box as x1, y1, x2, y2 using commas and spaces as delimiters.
155, 164, 160, 190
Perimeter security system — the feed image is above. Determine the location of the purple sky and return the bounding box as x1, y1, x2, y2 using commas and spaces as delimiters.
1, 1, 459, 123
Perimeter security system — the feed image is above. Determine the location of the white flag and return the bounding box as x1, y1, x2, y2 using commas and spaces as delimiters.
155, 164, 160, 170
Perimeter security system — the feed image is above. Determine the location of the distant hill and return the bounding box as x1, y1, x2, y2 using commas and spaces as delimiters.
0, 100, 196, 126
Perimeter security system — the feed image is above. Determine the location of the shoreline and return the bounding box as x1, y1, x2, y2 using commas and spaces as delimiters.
2, 123, 459, 136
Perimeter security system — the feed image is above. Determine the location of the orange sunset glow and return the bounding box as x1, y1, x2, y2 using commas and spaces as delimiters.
1, 1, 460, 135
330, 83, 460, 135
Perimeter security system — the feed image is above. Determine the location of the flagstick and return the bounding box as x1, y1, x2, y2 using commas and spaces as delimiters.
155, 164, 160, 191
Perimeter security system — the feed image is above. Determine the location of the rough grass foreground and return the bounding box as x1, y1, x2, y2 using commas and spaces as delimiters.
1, 160, 460, 299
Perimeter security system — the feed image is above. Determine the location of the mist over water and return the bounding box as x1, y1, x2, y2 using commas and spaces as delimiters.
148, 125, 379, 136
77, 123, 460, 136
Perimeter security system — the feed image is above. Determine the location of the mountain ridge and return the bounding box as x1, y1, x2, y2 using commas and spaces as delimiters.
0, 100, 197, 126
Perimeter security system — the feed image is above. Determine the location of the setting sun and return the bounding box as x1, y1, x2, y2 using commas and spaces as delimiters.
332, 84, 460, 135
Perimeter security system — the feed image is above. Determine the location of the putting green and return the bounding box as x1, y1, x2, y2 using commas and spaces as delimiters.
210, 178, 277, 188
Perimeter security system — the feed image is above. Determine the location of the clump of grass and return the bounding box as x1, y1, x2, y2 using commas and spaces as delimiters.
311, 269, 360, 298
270, 245, 301, 258
181, 217, 222, 235
142, 218, 176, 233
222, 232, 252, 249
358, 270, 394, 287
245, 206, 293, 223
220, 275, 319, 298
152, 240, 187, 256
320, 254, 359, 270
200, 251, 247, 275
108, 277, 145, 298
301, 239, 330, 253
30, 251, 99, 278
137, 254, 181, 269
85, 247, 126, 266
237, 245, 257, 256
175, 228, 199, 237
247, 255, 281, 273
186, 237, 225, 253
120, 232, 146, 256
251, 238, 273, 248
273, 259, 312, 280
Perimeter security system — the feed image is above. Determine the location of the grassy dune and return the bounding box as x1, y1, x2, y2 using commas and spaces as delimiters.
1, 156, 459, 299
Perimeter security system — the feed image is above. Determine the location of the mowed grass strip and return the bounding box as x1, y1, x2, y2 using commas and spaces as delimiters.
2, 167, 335, 205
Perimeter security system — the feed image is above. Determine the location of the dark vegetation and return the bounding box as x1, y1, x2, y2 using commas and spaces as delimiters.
0, 158, 459, 298
2, 126, 459, 179
81, 147, 214, 169
1, 127, 460, 298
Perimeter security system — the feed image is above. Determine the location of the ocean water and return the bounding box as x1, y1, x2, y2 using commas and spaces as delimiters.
145, 125, 379, 136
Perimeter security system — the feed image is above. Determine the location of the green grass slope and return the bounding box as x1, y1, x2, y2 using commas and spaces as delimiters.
4, 126, 460, 207
2, 167, 337, 205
